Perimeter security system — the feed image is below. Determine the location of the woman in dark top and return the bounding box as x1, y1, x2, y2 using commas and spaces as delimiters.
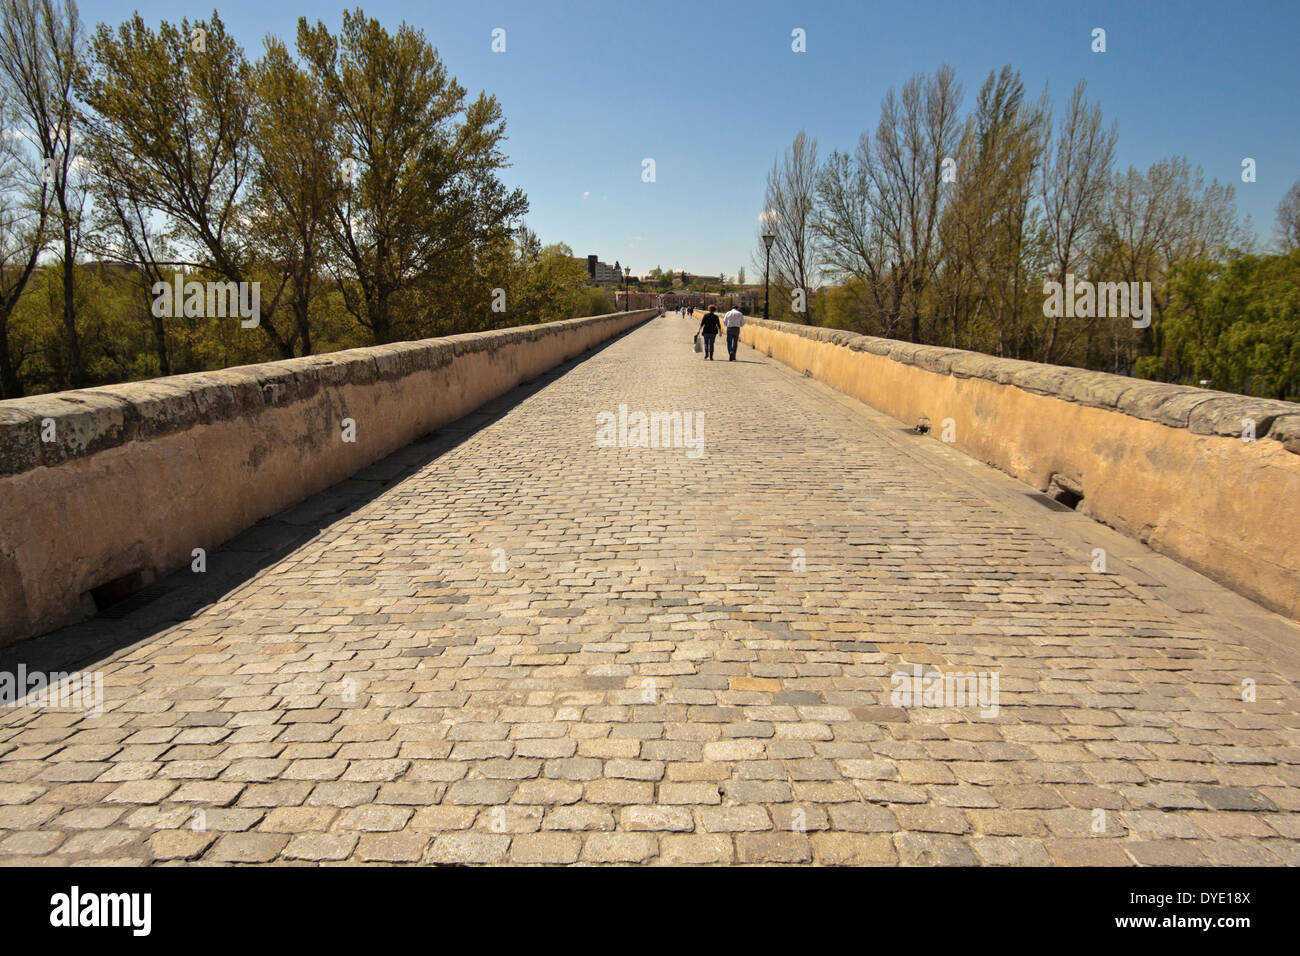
698, 308, 721, 360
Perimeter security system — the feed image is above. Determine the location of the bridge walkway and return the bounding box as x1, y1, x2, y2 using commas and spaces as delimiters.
0, 313, 1296, 865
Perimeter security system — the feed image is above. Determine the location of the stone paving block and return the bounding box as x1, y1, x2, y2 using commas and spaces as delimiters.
426, 832, 510, 864
696, 805, 772, 832
810, 832, 897, 865
658, 783, 721, 805
621, 806, 694, 832
736, 832, 812, 864
894, 833, 979, 866
581, 832, 658, 863
148, 830, 217, 861
208, 833, 289, 863
658, 834, 733, 865
103, 780, 178, 804
829, 803, 900, 833
283, 831, 358, 862
336, 804, 414, 831
1044, 839, 1135, 866
357, 832, 430, 863
54, 806, 127, 829
510, 832, 582, 864
0, 831, 65, 855
1124, 840, 1210, 866
0, 803, 60, 828
446, 780, 517, 806
543, 806, 616, 831
409, 805, 478, 830
258, 806, 338, 832
892, 805, 971, 835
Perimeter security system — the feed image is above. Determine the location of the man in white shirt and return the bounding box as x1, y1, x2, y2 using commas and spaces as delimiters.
722, 306, 745, 361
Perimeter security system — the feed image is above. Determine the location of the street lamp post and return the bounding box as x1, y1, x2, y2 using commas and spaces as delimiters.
762, 231, 776, 321
623, 266, 631, 311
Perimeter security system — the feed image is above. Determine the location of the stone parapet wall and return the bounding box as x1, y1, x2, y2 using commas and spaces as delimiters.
733, 314, 1300, 619
0, 310, 655, 645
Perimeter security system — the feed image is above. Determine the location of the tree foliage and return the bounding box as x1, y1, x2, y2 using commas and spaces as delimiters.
0, 6, 606, 398
763, 62, 1291, 398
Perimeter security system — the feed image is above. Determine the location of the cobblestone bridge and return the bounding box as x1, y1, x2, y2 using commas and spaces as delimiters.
1, 313, 1297, 865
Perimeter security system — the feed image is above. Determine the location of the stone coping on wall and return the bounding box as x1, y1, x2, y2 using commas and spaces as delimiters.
737, 315, 1300, 452
0, 310, 659, 478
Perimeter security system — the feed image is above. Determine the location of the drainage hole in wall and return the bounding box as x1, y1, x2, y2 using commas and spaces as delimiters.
1052, 488, 1083, 510
89, 570, 145, 612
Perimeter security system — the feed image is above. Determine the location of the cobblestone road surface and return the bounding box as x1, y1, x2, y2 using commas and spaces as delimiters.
2, 313, 1298, 865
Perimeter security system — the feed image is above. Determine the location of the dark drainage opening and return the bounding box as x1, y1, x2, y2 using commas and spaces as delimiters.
1045, 475, 1084, 511
1052, 487, 1083, 510
89, 570, 146, 612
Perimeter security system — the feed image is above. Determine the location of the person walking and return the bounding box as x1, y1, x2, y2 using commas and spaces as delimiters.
723, 304, 744, 361
698, 307, 721, 360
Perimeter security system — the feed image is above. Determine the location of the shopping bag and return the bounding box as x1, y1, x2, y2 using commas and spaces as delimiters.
693, 334, 702, 353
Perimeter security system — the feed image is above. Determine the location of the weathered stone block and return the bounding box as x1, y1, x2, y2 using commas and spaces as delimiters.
1188, 396, 1295, 439
1265, 413, 1300, 454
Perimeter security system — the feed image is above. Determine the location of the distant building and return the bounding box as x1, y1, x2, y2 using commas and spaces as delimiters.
615, 289, 659, 310
680, 272, 722, 286
575, 254, 627, 286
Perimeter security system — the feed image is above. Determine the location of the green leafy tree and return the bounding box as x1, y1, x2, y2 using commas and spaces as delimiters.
1160, 251, 1300, 399
81, 12, 297, 357
248, 37, 340, 356
297, 8, 527, 344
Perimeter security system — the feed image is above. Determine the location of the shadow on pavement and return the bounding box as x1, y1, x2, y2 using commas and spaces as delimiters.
0, 320, 650, 678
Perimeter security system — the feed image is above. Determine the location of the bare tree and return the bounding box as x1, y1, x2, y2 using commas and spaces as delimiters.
79, 134, 173, 374
1099, 156, 1244, 364
0, 78, 50, 396
759, 129, 818, 321
872, 65, 963, 342
937, 66, 1047, 358
1277, 177, 1300, 251
812, 67, 964, 342
814, 133, 898, 335
1105, 159, 1243, 305
0, 0, 87, 386
1039, 80, 1116, 362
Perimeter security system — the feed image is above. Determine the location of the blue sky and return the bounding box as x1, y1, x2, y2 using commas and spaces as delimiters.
87, 0, 1300, 278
